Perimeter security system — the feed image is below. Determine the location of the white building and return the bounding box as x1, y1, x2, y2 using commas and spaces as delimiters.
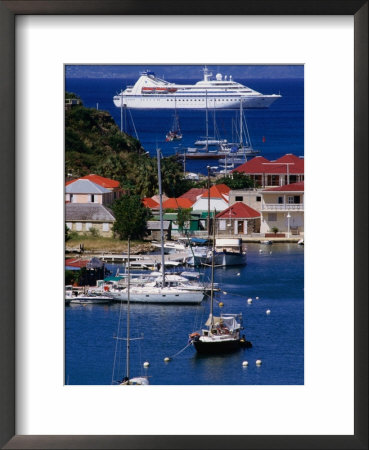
260, 182, 304, 236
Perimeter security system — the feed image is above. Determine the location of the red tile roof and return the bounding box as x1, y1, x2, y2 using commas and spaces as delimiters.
162, 198, 194, 209
65, 258, 89, 268
216, 202, 260, 219
201, 184, 230, 200
232, 154, 304, 175
263, 181, 304, 192
142, 197, 159, 208
179, 188, 207, 202
66, 174, 120, 189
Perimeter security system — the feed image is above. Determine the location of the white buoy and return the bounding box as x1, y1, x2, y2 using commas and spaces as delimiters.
237, 273, 240, 276
256, 359, 262, 366
247, 298, 252, 304
242, 361, 248, 367
255, 296, 259, 300
266, 309, 271, 315
164, 357, 171, 363
222, 291, 227, 295
143, 361, 150, 368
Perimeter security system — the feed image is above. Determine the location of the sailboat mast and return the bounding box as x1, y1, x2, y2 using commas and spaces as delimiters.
126, 237, 131, 379
209, 214, 216, 330
156, 147, 166, 287
240, 99, 243, 147
205, 90, 209, 151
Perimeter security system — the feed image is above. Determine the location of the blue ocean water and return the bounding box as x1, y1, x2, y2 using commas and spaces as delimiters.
65, 244, 304, 385
65, 77, 304, 174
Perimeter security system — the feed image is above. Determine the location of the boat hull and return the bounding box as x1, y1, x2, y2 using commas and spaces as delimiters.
193, 338, 242, 354
213, 251, 247, 266
113, 95, 280, 110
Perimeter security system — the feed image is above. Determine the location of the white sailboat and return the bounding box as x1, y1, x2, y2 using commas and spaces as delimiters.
108, 149, 205, 304
112, 238, 149, 385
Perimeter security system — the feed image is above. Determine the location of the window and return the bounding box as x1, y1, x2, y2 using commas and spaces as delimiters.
278, 196, 284, 204
66, 222, 72, 230
294, 196, 301, 204
219, 220, 226, 231
268, 213, 277, 222
86, 223, 92, 231
76, 222, 82, 231
90, 194, 95, 203
235, 196, 243, 202
288, 196, 294, 204
102, 223, 109, 232
256, 196, 261, 202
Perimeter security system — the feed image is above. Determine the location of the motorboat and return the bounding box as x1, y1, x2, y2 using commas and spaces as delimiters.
213, 238, 247, 266
113, 67, 281, 110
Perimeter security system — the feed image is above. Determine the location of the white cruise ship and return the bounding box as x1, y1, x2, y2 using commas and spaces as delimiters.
113, 67, 281, 110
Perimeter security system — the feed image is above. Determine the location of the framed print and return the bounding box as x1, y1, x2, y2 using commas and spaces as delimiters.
0, 1, 367, 449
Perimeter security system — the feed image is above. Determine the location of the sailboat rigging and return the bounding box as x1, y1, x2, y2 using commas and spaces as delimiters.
112, 238, 149, 385
166, 98, 182, 142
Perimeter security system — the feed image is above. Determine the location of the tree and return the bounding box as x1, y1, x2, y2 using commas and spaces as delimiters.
175, 208, 192, 233
65, 224, 71, 242
112, 195, 151, 240
216, 172, 254, 189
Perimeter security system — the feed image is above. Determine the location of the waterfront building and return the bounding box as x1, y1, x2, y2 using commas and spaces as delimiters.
260, 181, 304, 236
65, 203, 115, 237
215, 202, 261, 236
146, 220, 172, 240
65, 179, 114, 205
232, 154, 304, 188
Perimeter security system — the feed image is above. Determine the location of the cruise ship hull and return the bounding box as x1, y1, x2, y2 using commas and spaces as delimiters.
113, 94, 280, 110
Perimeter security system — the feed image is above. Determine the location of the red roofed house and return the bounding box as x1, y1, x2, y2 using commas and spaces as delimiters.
232, 154, 304, 188
191, 184, 230, 212
66, 174, 123, 202
142, 197, 159, 209
260, 181, 304, 236
162, 198, 194, 209
179, 188, 207, 203
215, 202, 261, 236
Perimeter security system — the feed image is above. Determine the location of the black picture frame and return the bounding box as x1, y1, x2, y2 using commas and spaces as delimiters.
0, 1, 367, 449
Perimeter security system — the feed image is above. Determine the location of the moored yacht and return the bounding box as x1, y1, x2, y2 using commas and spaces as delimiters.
113, 67, 281, 110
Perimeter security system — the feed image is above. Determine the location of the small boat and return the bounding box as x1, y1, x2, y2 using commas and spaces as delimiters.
297, 239, 304, 245
188, 226, 251, 354
213, 238, 247, 266
165, 99, 182, 142
69, 292, 112, 304
151, 241, 186, 254
260, 240, 273, 245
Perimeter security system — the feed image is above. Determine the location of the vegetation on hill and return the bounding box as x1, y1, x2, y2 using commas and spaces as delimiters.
65, 93, 254, 199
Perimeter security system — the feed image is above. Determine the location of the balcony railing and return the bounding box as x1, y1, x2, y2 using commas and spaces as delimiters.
262, 203, 304, 211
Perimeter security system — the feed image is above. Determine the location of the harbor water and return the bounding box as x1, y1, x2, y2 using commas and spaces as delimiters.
65, 243, 304, 385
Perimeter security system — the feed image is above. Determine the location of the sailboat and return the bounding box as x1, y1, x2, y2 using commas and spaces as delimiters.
188, 222, 252, 354
112, 238, 149, 385
165, 99, 182, 141
109, 149, 205, 304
